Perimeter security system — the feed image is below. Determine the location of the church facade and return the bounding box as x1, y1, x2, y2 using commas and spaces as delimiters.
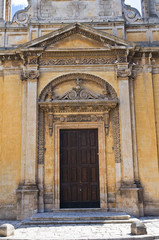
0, 0, 159, 220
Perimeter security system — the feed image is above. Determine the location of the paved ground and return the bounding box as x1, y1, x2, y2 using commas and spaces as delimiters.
0, 217, 159, 240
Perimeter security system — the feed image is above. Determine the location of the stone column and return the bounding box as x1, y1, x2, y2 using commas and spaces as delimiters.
16, 70, 40, 220
117, 64, 140, 217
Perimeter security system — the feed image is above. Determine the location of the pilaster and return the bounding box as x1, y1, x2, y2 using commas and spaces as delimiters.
117, 64, 141, 217
16, 68, 40, 220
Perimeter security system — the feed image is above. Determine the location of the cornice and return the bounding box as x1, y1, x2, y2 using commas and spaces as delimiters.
39, 99, 119, 113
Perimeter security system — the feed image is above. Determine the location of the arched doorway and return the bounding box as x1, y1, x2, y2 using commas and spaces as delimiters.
37, 73, 120, 212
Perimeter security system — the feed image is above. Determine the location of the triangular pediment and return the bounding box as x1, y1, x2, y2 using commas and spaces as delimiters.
19, 23, 135, 51
47, 34, 105, 49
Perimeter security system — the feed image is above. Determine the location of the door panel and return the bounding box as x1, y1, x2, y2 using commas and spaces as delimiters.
60, 129, 100, 208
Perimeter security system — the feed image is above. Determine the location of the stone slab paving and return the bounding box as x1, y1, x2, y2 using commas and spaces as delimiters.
0, 217, 159, 240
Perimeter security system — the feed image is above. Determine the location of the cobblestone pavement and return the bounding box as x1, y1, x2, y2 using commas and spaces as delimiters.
0, 217, 159, 239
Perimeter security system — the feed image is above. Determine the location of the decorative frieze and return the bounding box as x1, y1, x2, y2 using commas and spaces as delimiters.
39, 57, 118, 66
53, 114, 104, 123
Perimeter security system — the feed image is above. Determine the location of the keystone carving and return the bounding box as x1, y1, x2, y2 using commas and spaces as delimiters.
21, 70, 40, 81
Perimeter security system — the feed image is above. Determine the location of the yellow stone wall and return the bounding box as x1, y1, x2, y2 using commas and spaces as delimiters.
134, 70, 159, 213
0, 72, 22, 219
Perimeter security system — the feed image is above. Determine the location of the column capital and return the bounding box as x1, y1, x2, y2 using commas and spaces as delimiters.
21, 69, 40, 81
117, 68, 132, 79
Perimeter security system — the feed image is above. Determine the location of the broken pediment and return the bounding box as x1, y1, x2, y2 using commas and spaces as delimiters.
20, 23, 135, 51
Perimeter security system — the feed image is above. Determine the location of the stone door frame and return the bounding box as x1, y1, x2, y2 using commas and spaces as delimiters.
53, 122, 107, 209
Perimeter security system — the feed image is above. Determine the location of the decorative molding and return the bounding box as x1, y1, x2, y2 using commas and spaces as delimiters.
48, 113, 54, 137
0, 54, 21, 62
38, 109, 45, 164
39, 73, 118, 101
112, 107, 121, 163
40, 101, 118, 114
21, 70, 40, 81
12, 0, 31, 25
104, 112, 110, 135
34, 25, 125, 49
45, 78, 110, 102
122, 0, 142, 23
53, 114, 104, 123
39, 57, 118, 66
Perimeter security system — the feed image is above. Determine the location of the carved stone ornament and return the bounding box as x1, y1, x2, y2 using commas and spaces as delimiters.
122, 0, 142, 23
12, 0, 31, 25
117, 68, 132, 78
38, 73, 121, 164
39, 78, 119, 114
21, 70, 40, 81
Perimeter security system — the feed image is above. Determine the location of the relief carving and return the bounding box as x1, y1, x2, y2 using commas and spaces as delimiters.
38, 109, 45, 164
39, 73, 118, 101
38, 73, 121, 168
21, 70, 40, 81
12, 0, 31, 25
122, 0, 142, 23
45, 78, 110, 102
117, 68, 132, 78
112, 107, 121, 163
39, 57, 118, 66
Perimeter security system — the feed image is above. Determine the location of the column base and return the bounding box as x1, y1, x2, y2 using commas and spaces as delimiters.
16, 184, 39, 220
119, 185, 144, 217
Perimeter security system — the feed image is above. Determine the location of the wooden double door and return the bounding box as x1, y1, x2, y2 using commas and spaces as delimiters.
60, 129, 100, 208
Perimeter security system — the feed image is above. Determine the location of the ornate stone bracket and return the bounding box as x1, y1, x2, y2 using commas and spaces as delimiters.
21, 70, 40, 81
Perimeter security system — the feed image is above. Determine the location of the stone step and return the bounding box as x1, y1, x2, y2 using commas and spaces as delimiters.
22, 210, 135, 225
22, 219, 136, 226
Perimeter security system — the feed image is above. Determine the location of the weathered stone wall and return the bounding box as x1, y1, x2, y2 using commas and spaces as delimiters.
0, 0, 159, 219
0, 72, 22, 219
